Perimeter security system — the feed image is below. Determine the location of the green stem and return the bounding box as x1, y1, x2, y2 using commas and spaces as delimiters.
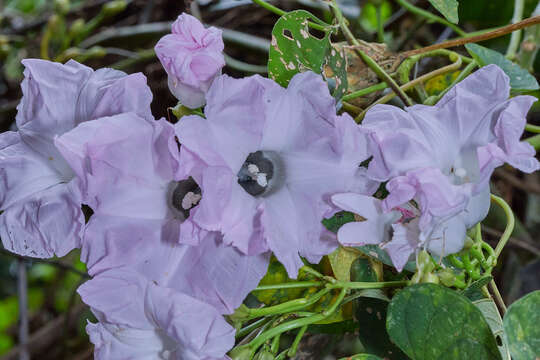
271, 333, 280, 354
248, 288, 347, 351
490, 195, 515, 259
236, 318, 272, 339
525, 123, 540, 133
253, 281, 322, 291
300, 265, 327, 281
251, 0, 330, 32
376, 4, 385, 43
342, 82, 388, 101
506, 0, 525, 59
287, 325, 308, 357
356, 52, 462, 121
394, 0, 467, 37
329, 280, 408, 289
526, 134, 540, 150
423, 60, 477, 105
330, 0, 413, 106
489, 279, 507, 314
244, 288, 331, 319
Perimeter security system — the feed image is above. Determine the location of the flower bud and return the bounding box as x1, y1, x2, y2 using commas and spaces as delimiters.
54, 0, 70, 15
102, 0, 127, 17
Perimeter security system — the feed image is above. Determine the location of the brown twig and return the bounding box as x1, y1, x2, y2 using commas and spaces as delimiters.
403, 16, 540, 57
493, 169, 540, 195
482, 225, 540, 257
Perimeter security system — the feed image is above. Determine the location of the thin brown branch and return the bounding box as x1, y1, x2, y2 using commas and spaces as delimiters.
482, 225, 540, 257
493, 169, 540, 195
403, 16, 540, 57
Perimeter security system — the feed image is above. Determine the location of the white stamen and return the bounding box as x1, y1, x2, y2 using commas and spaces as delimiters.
247, 164, 259, 175
256, 173, 268, 187
455, 167, 467, 178
182, 191, 202, 210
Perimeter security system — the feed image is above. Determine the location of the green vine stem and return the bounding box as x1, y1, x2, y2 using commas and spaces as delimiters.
342, 82, 388, 101
376, 4, 385, 43
423, 60, 478, 105
489, 279, 508, 314
247, 287, 348, 353
254, 281, 323, 291
506, 0, 525, 59
329, 0, 414, 106
490, 194, 516, 259
525, 124, 540, 133
287, 325, 308, 357
356, 51, 463, 121
251, 0, 331, 32
394, 0, 467, 37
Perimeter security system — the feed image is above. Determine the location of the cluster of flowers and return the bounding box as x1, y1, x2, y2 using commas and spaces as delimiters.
0, 13, 538, 359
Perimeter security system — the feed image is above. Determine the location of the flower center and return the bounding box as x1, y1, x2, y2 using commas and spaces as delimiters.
237, 151, 281, 197
169, 177, 201, 219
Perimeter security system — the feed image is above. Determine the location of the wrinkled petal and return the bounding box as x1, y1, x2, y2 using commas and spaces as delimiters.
0, 182, 83, 258
155, 13, 224, 108
385, 223, 419, 272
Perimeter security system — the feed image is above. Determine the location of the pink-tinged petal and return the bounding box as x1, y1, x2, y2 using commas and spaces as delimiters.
78, 268, 150, 329
260, 72, 335, 153
261, 189, 304, 278
155, 13, 224, 108
0, 182, 83, 258
87, 322, 171, 360
56, 114, 176, 217
337, 221, 385, 247
425, 215, 467, 257
82, 215, 186, 278
385, 223, 419, 272
331, 193, 382, 220
169, 233, 270, 314
481, 95, 539, 174
146, 283, 235, 360
0, 132, 62, 209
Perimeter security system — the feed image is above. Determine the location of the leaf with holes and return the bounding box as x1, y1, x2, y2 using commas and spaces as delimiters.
268, 10, 348, 98
503, 290, 540, 359
428, 0, 459, 24
465, 43, 540, 91
474, 299, 511, 360
387, 283, 502, 360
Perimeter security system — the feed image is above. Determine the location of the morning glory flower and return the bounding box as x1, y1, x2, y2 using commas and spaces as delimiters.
0, 59, 152, 258
56, 113, 269, 314
155, 13, 225, 109
331, 192, 467, 271
362, 64, 538, 236
176, 71, 378, 277
80, 268, 235, 360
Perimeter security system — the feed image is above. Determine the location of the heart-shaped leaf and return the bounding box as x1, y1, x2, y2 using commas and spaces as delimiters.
387, 283, 502, 360
503, 290, 540, 359
465, 43, 539, 91
428, 0, 459, 24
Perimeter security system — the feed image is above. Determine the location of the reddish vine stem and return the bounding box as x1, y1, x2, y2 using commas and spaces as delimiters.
403, 16, 540, 57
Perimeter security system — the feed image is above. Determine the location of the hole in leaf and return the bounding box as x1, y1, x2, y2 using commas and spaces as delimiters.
282, 29, 293, 40
496, 335, 503, 347
307, 25, 325, 40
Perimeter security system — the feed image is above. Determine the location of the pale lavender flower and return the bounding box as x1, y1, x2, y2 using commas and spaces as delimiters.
80, 268, 235, 360
0, 59, 152, 258
362, 64, 538, 239
331, 193, 466, 271
155, 13, 225, 108
176, 72, 378, 277
56, 113, 268, 314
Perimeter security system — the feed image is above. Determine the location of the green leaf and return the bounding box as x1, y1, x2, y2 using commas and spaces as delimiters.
465, 44, 540, 91
355, 296, 408, 359
268, 10, 348, 98
350, 257, 378, 283
0, 334, 14, 356
322, 211, 356, 234
460, 276, 493, 301
339, 355, 383, 360
503, 290, 540, 359
356, 245, 417, 272
428, 0, 459, 23
387, 283, 502, 360
328, 247, 361, 282
474, 299, 511, 360
359, 1, 392, 33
